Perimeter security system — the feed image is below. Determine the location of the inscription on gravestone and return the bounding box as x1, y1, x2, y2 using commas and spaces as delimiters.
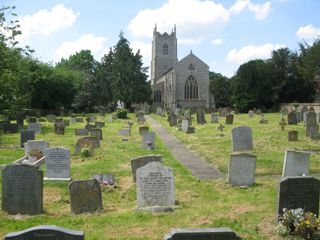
282, 149, 310, 177
44, 147, 71, 180
277, 177, 320, 221
164, 228, 242, 240
131, 154, 162, 181
228, 153, 256, 186
231, 126, 253, 152
2, 165, 43, 214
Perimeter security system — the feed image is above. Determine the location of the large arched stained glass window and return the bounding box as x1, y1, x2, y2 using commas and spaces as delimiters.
184, 76, 198, 99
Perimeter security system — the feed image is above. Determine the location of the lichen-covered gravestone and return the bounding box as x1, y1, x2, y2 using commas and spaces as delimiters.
69, 179, 103, 214
90, 128, 102, 140
28, 123, 42, 134
228, 153, 256, 186
225, 114, 234, 124
164, 228, 242, 240
75, 137, 100, 154
287, 110, 298, 125
136, 162, 175, 212
231, 126, 253, 152
142, 132, 156, 150
288, 130, 298, 141
75, 128, 89, 136
210, 113, 219, 123
44, 147, 71, 181
282, 149, 310, 177
20, 129, 35, 147
305, 112, 318, 137
131, 154, 162, 181
2, 165, 43, 214
196, 108, 206, 124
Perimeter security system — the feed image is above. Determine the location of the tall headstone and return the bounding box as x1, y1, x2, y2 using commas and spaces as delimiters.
210, 113, 219, 123
306, 111, 318, 137
196, 108, 206, 124
168, 112, 177, 127
2, 165, 43, 214
231, 126, 253, 152
20, 130, 35, 148
142, 132, 156, 150
277, 177, 320, 220
287, 111, 298, 125
301, 106, 308, 120
164, 228, 242, 240
131, 154, 162, 181
4, 225, 84, 240
225, 114, 234, 125
183, 112, 192, 125
136, 162, 175, 212
69, 179, 102, 214
282, 149, 310, 177
228, 153, 256, 186
139, 126, 149, 136
44, 147, 71, 181
248, 110, 254, 118
182, 119, 189, 132
90, 128, 103, 140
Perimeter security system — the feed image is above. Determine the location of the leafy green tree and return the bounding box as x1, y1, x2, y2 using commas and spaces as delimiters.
111, 32, 151, 109
209, 71, 231, 108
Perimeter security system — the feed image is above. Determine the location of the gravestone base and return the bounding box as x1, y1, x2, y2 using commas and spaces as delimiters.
135, 205, 175, 213
259, 120, 268, 124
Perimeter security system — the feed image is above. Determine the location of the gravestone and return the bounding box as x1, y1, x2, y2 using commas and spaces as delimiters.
301, 106, 308, 120
137, 112, 145, 124
168, 112, 177, 127
256, 109, 262, 115
54, 124, 65, 135
288, 130, 298, 141
139, 126, 149, 136
90, 128, 102, 140
225, 114, 234, 124
277, 177, 320, 220
4, 225, 84, 240
186, 126, 195, 134
287, 111, 298, 125
142, 132, 156, 150
85, 124, 95, 130
164, 228, 242, 240
296, 111, 301, 123
136, 162, 175, 212
29, 117, 37, 123
228, 153, 256, 186
183, 112, 192, 125
231, 126, 253, 152
44, 147, 71, 181
182, 119, 189, 132
70, 117, 76, 124
75, 128, 89, 136
2, 123, 18, 134
24, 139, 49, 158
156, 107, 163, 115
69, 179, 103, 214
75, 137, 100, 154
118, 128, 130, 136
63, 120, 70, 126
259, 113, 268, 124
131, 154, 162, 181
46, 115, 56, 122
20, 130, 35, 148
210, 113, 219, 123
220, 108, 228, 117
16, 115, 24, 127
91, 174, 114, 185
95, 121, 105, 128
2, 165, 43, 214
282, 149, 310, 177
107, 115, 113, 122
88, 115, 96, 123
309, 106, 315, 112
306, 111, 318, 137
196, 108, 206, 124
76, 117, 84, 123
28, 123, 41, 134
280, 106, 288, 116
248, 110, 254, 118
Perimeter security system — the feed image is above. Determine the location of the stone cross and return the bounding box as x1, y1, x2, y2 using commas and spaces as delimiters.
217, 123, 225, 137
279, 118, 287, 131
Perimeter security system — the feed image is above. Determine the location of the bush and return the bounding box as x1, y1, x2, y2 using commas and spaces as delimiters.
116, 109, 128, 119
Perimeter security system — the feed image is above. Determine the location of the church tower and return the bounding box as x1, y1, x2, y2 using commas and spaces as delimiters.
151, 25, 178, 84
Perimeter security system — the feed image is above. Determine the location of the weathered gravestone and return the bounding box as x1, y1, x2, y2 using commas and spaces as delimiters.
95, 121, 105, 128
277, 177, 320, 221
210, 113, 219, 123
296, 111, 301, 123
156, 107, 163, 115
90, 128, 102, 140
139, 126, 149, 136
196, 108, 206, 124
75, 137, 100, 155
168, 112, 177, 127
44, 147, 71, 181
301, 106, 308, 120
29, 117, 37, 123
282, 149, 310, 177
182, 119, 189, 133
118, 128, 131, 136
20, 129, 35, 148
91, 174, 114, 185
280, 106, 288, 116
248, 110, 254, 118
131, 154, 162, 181
225, 114, 234, 124
259, 113, 268, 124
220, 108, 228, 117
76, 117, 84, 123
23, 140, 49, 165
88, 115, 96, 123
183, 112, 192, 125
2, 165, 43, 214
2, 123, 18, 134
75, 128, 89, 136
164, 228, 242, 240
85, 124, 95, 130
142, 132, 156, 150
107, 115, 113, 122
288, 111, 298, 125
231, 126, 253, 152
69, 179, 103, 214
306, 111, 318, 137
54, 124, 65, 135
28, 123, 42, 134
4, 225, 84, 240
70, 117, 76, 124
136, 162, 175, 212
228, 153, 256, 186
288, 130, 298, 141
137, 112, 145, 124
46, 115, 56, 122
309, 106, 315, 112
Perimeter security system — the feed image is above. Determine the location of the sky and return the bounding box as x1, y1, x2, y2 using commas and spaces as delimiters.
2, 0, 320, 78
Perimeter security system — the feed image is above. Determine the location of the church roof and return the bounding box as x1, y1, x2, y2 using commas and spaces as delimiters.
178, 51, 209, 68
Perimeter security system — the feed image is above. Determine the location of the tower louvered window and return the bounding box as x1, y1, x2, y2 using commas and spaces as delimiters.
163, 44, 168, 55
184, 76, 198, 100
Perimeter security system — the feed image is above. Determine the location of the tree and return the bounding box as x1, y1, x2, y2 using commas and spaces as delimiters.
209, 71, 231, 108
111, 32, 151, 109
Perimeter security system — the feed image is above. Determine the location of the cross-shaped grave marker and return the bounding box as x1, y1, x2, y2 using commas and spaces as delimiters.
279, 117, 287, 131
217, 123, 225, 137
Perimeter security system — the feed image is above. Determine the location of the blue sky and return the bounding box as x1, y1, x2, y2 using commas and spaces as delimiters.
2, 0, 320, 77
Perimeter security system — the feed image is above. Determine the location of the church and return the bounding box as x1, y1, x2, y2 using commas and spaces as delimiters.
151, 25, 214, 111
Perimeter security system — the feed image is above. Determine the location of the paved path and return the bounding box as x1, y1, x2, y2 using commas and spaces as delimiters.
146, 116, 224, 180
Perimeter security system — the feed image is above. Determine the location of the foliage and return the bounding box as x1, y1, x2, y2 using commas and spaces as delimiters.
116, 108, 128, 119
209, 71, 231, 108
276, 208, 320, 239
80, 147, 92, 158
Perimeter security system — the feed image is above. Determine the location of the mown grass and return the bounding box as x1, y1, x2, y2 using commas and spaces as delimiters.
0, 112, 317, 239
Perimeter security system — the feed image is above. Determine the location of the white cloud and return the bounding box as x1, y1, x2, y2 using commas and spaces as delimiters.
248, 1, 271, 20
54, 34, 108, 62
296, 24, 320, 40
212, 38, 223, 45
226, 43, 286, 64
17, 4, 78, 44
229, 0, 250, 15
128, 0, 229, 41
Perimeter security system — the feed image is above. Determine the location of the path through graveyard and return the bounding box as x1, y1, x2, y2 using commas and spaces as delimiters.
146, 115, 224, 180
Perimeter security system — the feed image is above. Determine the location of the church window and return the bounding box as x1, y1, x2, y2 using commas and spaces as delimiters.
184, 76, 198, 100
163, 44, 168, 55
188, 63, 195, 70
154, 90, 161, 103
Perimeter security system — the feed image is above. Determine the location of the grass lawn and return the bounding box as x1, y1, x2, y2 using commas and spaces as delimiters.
0, 112, 318, 239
